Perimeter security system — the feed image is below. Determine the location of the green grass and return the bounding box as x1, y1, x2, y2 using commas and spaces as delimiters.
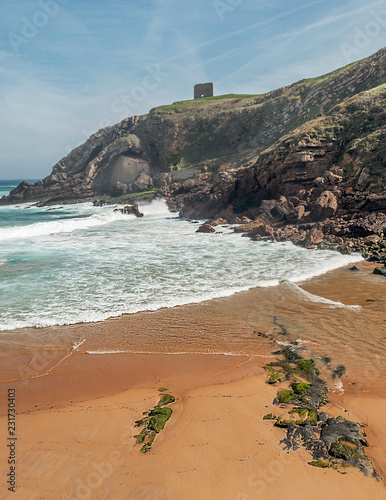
107, 189, 158, 204
154, 93, 262, 113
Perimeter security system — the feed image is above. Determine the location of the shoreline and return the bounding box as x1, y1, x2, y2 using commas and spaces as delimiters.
0, 262, 385, 498
0, 196, 373, 334
0, 248, 366, 335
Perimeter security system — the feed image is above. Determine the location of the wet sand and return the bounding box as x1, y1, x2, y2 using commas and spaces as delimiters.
0, 262, 385, 499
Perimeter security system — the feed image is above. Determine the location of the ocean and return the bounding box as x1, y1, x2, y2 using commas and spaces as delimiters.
0, 179, 362, 332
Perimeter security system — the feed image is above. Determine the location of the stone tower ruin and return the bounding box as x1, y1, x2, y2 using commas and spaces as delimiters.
194, 83, 214, 99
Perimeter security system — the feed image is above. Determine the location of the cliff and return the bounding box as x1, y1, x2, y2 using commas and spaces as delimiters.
1, 47, 385, 208
165, 82, 386, 256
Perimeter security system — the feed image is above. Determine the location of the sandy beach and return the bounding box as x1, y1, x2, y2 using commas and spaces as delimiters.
0, 262, 385, 499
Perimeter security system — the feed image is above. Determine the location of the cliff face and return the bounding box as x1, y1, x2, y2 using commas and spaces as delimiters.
164, 83, 386, 255
1, 116, 144, 204
175, 83, 386, 218
141, 48, 386, 170
1, 47, 386, 210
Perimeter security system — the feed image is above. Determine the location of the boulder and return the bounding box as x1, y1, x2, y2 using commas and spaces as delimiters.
311, 191, 338, 221
270, 197, 292, 222
111, 182, 128, 197
260, 199, 278, 213
305, 226, 324, 245
286, 205, 305, 223
153, 173, 170, 188
196, 223, 215, 233
234, 218, 274, 237
373, 266, 386, 277
211, 218, 228, 226
181, 179, 195, 191
133, 173, 153, 192
114, 203, 144, 217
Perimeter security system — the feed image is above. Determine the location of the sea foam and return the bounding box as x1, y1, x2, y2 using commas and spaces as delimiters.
0, 211, 128, 242
0, 199, 364, 331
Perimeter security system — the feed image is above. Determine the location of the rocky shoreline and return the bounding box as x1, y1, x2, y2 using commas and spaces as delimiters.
262, 345, 381, 481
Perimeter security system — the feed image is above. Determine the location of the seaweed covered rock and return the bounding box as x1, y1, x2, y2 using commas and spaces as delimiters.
134, 393, 175, 453
275, 408, 317, 428
263, 345, 381, 481
264, 366, 286, 384
277, 389, 297, 404
157, 394, 176, 407
291, 382, 309, 395
373, 266, 386, 277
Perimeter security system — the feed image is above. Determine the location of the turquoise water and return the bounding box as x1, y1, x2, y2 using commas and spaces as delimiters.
0, 180, 361, 331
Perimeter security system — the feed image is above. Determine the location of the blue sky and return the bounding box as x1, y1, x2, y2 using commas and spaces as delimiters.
0, 0, 385, 179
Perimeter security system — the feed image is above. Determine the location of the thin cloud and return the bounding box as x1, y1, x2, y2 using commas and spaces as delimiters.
221, 0, 386, 82
161, 0, 326, 66
281, 0, 386, 40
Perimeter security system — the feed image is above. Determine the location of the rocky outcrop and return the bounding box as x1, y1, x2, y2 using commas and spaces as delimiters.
1, 48, 386, 207
311, 191, 338, 221
234, 218, 274, 237
263, 346, 381, 481
196, 223, 215, 233
1, 117, 145, 205
162, 81, 386, 257
141, 48, 386, 171
132, 173, 153, 192
114, 203, 144, 217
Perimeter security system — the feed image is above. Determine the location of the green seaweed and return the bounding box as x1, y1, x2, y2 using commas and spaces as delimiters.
291, 382, 309, 395
296, 359, 320, 379
148, 407, 173, 432
308, 460, 330, 468
277, 389, 296, 404
332, 365, 346, 379
134, 393, 175, 453
157, 394, 176, 407
276, 408, 318, 427
269, 373, 286, 384
265, 366, 286, 384
289, 408, 308, 419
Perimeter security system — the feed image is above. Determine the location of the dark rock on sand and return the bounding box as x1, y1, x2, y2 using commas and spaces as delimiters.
264, 342, 381, 480
373, 266, 386, 277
